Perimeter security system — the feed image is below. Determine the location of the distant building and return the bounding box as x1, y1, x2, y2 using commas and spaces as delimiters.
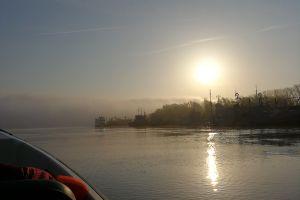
95, 116, 105, 128
129, 114, 147, 127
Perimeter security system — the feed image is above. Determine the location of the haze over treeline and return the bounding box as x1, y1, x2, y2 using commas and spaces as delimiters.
0, 94, 195, 129
1, 83, 299, 129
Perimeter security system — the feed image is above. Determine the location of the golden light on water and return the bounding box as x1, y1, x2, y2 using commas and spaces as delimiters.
195, 58, 220, 85
207, 132, 219, 191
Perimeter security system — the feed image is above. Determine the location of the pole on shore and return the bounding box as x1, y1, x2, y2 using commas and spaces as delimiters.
209, 89, 213, 126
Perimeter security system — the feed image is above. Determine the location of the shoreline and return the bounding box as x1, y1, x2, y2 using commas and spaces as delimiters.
98, 124, 300, 130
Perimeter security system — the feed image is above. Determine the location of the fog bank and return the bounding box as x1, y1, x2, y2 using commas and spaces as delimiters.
0, 94, 198, 129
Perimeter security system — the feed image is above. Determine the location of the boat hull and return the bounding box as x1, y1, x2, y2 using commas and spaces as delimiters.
0, 129, 105, 200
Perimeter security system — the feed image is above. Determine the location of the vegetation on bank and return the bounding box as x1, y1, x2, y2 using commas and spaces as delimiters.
131, 84, 300, 128
95, 84, 300, 128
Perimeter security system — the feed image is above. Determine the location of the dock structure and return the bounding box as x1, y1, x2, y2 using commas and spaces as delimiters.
95, 116, 106, 128
129, 108, 147, 127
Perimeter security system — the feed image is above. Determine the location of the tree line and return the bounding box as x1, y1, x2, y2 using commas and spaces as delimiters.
134, 84, 300, 128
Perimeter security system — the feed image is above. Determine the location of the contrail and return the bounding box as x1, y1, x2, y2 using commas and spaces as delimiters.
256, 25, 287, 33
256, 23, 300, 33
39, 26, 121, 36
141, 23, 300, 56
143, 36, 225, 55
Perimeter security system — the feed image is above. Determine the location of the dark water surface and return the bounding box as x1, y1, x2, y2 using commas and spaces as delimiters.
13, 128, 300, 200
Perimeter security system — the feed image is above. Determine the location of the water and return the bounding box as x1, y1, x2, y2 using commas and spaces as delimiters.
12, 128, 300, 200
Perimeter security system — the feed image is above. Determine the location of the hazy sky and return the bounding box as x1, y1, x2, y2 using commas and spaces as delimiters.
1, 0, 300, 99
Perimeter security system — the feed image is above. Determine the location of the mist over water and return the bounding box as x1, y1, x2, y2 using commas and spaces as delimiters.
0, 94, 193, 128
13, 128, 300, 200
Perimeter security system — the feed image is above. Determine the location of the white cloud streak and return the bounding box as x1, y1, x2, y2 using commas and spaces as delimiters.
256, 25, 288, 33
256, 23, 300, 33
141, 23, 300, 56
40, 26, 121, 36
142, 36, 225, 55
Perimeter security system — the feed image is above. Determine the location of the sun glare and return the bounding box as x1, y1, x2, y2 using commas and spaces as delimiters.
195, 58, 220, 85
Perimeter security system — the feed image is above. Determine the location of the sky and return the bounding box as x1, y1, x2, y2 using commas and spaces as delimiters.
1, 0, 300, 99
1, 0, 300, 128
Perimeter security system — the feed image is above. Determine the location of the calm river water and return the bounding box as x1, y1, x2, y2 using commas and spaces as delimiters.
13, 128, 300, 200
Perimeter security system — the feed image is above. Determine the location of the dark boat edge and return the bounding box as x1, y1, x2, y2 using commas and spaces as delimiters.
0, 128, 108, 200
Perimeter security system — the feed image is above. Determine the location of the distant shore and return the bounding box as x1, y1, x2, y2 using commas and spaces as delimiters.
96, 84, 300, 129
97, 124, 300, 130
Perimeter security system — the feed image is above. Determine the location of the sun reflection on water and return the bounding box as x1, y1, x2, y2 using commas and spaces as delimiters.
207, 132, 219, 191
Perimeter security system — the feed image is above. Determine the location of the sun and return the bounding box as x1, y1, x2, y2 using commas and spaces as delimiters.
195, 58, 220, 85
